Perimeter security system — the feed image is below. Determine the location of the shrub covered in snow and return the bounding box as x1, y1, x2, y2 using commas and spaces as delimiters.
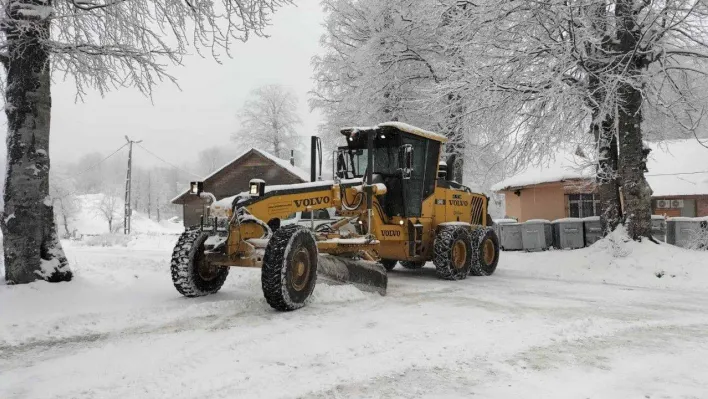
82, 234, 132, 248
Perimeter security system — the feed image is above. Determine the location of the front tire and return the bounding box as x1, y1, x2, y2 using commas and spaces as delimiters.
171, 228, 229, 297
433, 225, 472, 280
262, 225, 318, 311
470, 227, 500, 276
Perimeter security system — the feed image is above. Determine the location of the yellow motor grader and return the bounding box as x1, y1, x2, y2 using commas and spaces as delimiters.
170, 122, 500, 311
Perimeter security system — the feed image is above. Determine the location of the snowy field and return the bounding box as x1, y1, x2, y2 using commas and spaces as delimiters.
1, 232, 708, 399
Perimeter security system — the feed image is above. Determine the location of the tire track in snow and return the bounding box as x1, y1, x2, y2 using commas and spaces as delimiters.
2, 271, 699, 369
300, 320, 708, 399
0, 285, 383, 370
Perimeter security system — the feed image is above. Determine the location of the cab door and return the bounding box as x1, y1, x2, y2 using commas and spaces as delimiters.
399, 135, 440, 257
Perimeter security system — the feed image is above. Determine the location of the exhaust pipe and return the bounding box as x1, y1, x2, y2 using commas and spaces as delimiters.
310, 136, 323, 182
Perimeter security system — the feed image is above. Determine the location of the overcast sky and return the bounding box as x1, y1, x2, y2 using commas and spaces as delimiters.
0, 0, 325, 171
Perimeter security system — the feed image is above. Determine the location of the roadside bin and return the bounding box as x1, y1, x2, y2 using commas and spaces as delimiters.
667, 217, 708, 248
521, 219, 553, 251
583, 216, 603, 246
651, 215, 667, 242
493, 218, 518, 239
499, 223, 523, 251
552, 218, 585, 249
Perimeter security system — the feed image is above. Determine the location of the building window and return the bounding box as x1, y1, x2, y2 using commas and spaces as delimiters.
567, 194, 599, 218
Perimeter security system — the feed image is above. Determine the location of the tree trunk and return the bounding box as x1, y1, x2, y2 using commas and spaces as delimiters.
445, 146, 464, 184
617, 86, 652, 240
586, 4, 622, 237
1, 0, 72, 284
615, 0, 653, 240
593, 115, 623, 235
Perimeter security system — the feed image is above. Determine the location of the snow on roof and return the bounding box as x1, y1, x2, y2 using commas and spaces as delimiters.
378, 122, 448, 142
491, 139, 708, 197
341, 122, 448, 143
645, 139, 708, 197
250, 148, 311, 182
171, 148, 311, 203
491, 149, 595, 192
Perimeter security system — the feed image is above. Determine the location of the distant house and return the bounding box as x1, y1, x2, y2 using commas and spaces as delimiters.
492, 139, 708, 222
171, 148, 310, 227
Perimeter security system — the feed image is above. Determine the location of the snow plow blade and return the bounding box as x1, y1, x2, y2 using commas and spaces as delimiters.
317, 255, 388, 296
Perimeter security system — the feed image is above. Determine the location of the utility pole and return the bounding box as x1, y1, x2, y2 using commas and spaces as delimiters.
124, 136, 142, 235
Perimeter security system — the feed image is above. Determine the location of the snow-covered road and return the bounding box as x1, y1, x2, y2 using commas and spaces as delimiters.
1, 237, 707, 399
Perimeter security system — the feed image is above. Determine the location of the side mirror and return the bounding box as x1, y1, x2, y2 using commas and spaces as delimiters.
437, 161, 447, 179
336, 152, 347, 179
398, 144, 414, 180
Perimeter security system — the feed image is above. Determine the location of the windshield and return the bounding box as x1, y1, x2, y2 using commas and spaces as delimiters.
337, 132, 400, 178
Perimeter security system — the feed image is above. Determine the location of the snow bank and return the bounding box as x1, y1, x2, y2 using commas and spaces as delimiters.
69, 194, 183, 236
503, 227, 708, 290
65, 233, 181, 251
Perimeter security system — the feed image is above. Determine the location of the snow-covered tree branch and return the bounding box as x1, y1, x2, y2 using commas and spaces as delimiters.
232, 84, 301, 158
0, 0, 294, 284
312, 0, 708, 239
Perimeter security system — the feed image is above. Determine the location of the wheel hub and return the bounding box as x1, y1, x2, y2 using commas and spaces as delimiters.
451, 240, 467, 270
196, 246, 219, 281
483, 238, 496, 265
290, 248, 311, 292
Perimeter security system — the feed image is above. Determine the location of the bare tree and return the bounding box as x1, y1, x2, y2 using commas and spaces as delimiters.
49, 174, 79, 238
95, 192, 121, 233
197, 146, 233, 176
232, 84, 301, 158
0, 0, 293, 284
146, 172, 152, 220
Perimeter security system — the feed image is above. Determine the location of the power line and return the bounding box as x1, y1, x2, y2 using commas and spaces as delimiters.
646, 170, 708, 177
54, 142, 129, 181
134, 143, 202, 179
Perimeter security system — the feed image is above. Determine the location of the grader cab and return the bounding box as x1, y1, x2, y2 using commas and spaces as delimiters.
170, 122, 500, 311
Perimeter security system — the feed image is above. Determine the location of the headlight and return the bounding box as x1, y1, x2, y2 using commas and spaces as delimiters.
190, 181, 203, 195
249, 179, 266, 196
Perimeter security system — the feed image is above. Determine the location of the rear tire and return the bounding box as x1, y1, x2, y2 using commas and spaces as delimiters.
261, 225, 318, 311
400, 260, 425, 270
433, 225, 472, 280
470, 227, 500, 276
171, 228, 229, 297
379, 259, 397, 271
